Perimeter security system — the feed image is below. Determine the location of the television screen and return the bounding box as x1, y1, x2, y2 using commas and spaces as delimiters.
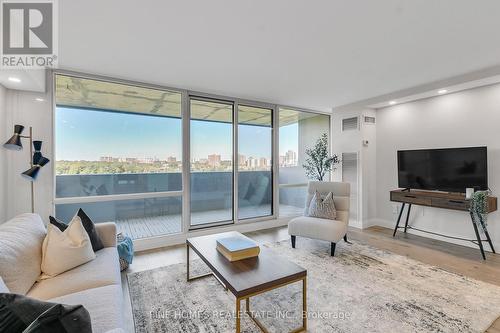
397, 147, 488, 193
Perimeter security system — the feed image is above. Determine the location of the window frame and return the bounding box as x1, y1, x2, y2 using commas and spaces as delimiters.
277, 106, 332, 217
51, 69, 332, 245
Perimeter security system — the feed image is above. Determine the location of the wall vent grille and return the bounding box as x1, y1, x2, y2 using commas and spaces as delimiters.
364, 116, 376, 124
342, 116, 359, 131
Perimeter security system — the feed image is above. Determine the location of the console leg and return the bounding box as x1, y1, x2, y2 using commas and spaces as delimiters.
291, 235, 296, 248
470, 212, 486, 260
484, 229, 496, 253
331, 242, 336, 256
393, 203, 405, 237
404, 204, 412, 233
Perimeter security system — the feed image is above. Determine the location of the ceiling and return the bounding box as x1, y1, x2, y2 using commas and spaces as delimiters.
55, 73, 322, 126
6, 1, 500, 111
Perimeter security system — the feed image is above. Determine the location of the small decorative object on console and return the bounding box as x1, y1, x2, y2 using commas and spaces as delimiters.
216, 234, 260, 262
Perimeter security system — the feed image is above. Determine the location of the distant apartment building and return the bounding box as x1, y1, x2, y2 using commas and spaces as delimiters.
167, 156, 177, 163
285, 150, 297, 166
238, 154, 246, 166
259, 157, 268, 168
100, 156, 113, 162
208, 154, 221, 167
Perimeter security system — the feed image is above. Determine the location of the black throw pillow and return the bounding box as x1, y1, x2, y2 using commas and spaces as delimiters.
49, 208, 104, 252
0, 293, 92, 333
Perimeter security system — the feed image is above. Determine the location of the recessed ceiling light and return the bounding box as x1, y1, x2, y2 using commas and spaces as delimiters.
389, 101, 397, 105
8, 77, 21, 83
438, 89, 448, 94
35, 98, 45, 102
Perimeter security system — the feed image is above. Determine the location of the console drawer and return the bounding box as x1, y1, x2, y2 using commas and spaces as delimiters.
390, 192, 432, 206
431, 198, 469, 211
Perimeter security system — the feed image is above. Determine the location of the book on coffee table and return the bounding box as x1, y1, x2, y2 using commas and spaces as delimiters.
216, 234, 260, 262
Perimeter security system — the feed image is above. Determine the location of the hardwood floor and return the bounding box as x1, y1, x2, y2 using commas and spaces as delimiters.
122, 225, 500, 332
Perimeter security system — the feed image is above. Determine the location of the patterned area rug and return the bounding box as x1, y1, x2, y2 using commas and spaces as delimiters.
128, 238, 500, 332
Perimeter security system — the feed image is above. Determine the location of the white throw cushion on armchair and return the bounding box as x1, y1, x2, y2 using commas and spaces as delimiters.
288, 181, 350, 256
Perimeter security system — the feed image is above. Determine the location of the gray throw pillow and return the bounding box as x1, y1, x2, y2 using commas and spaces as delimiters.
308, 190, 337, 219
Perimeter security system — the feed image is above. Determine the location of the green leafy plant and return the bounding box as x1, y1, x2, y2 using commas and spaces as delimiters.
302, 133, 340, 181
470, 190, 489, 233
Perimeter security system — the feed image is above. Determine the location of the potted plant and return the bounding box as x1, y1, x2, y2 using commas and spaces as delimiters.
302, 133, 340, 181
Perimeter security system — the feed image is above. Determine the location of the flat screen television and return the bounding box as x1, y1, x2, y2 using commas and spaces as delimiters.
397, 147, 488, 193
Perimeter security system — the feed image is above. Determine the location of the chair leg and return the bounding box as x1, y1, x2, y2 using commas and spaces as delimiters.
344, 234, 352, 244
331, 242, 336, 256
291, 235, 296, 248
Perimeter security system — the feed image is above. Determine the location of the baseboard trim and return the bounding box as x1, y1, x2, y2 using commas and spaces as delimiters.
133, 217, 292, 252
369, 218, 500, 253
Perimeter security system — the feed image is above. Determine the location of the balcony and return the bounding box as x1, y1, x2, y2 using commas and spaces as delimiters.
55, 171, 304, 240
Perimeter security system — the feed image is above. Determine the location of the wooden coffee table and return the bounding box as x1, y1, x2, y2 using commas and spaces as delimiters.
186, 231, 307, 333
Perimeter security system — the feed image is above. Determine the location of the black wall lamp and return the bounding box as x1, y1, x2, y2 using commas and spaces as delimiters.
3, 125, 50, 213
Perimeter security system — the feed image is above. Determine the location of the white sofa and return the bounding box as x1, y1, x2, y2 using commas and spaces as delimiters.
288, 181, 351, 256
0, 213, 124, 333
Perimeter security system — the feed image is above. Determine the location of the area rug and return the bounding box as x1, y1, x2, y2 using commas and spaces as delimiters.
127, 239, 500, 332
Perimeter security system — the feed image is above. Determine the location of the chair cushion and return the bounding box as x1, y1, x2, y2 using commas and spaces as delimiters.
288, 216, 348, 243
28, 248, 120, 300
0, 214, 46, 295
49, 285, 123, 333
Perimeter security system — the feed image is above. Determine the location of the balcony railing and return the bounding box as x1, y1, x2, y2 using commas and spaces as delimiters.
55, 171, 304, 239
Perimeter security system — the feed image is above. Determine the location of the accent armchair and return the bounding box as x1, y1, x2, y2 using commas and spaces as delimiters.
288, 181, 350, 256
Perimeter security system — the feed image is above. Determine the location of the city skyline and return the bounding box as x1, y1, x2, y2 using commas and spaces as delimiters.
56, 106, 300, 163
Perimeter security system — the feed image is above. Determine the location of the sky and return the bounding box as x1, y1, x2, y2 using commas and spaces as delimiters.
56, 107, 299, 161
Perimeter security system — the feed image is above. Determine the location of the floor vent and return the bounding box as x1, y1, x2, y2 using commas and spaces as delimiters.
342, 116, 359, 131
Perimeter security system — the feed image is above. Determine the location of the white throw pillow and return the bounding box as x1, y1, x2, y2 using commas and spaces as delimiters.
41, 216, 96, 279
0, 277, 9, 293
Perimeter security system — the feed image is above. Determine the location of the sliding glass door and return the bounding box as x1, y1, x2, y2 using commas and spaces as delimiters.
189, 98, 234, 227
54, 71, 331, 243
238, 106, 273, 219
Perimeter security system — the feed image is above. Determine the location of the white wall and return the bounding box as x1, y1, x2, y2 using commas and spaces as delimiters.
331, 108, 377, 228
0, 84, 7, 223
375, 83, 500, 251
3, 86, 52, 222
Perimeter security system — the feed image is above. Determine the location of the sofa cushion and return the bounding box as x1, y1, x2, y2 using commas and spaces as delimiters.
28, 248, 120, 300
41, 216, 96, 279
288, 216, 348, 243
0, 213, 46, 294
48, 285, 123, 333
0, 277, 9, 293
